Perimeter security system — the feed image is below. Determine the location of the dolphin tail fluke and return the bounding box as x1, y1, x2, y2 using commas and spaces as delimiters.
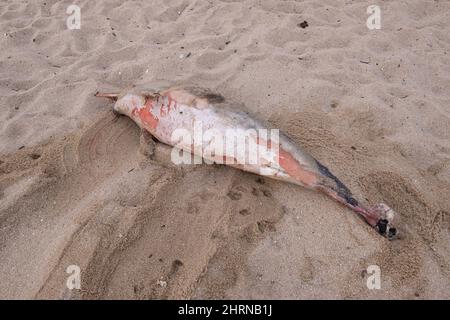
313, 160, 397, 239
368, 203, 397, 240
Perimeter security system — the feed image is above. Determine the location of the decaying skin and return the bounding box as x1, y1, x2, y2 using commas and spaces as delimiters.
95, 86, 397, 239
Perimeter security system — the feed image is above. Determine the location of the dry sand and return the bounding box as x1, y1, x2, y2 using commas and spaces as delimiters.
1, 0, 450, 299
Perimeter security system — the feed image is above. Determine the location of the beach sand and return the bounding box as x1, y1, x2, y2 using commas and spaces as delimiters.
1, 0, 450, 299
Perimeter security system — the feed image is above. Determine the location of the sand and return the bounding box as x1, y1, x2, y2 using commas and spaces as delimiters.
1, 0, 450, 299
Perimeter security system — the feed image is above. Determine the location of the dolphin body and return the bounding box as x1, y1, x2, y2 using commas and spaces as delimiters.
96, 86, 397, 239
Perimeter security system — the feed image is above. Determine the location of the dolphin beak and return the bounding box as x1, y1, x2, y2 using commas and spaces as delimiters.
95, 92, 119, 101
